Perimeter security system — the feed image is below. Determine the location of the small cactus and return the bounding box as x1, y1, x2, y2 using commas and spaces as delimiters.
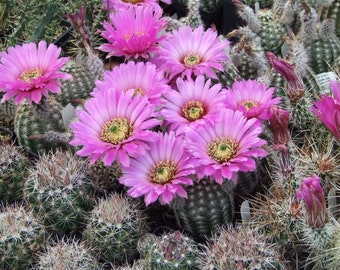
14, 96, 71, 155
35, 238, 101, 270
0, 204, 47, 270
83, 193, 148, 264
171, 177, 234, 237
24, 150, 94, 235
138, 231, 199, 269
198, 224, 287, 270
0, 143, 29, 203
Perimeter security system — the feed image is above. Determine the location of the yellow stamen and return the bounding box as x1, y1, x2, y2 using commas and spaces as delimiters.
133, 88, 145, 97
240, 100, 258, 111
149, 161, 176, 185
182, 100, 205, 121
207, 137, 239, 163
183, 54, 201, 66
122, 0, 144, 4
19, 67, 43, 83
100, 118, 132, 144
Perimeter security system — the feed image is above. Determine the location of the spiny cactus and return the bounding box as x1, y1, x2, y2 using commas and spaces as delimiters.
138, 231, 199, 269
247, 184, 303, 263
35, 238, 101, 270
88, 160, 122, 196
24, 150, 94, 235
198, 224, 287, 270
0, 204, 47, 270
14, 96, 71, 155
56, 53, 104, 107
171, 177, 234, 237
0, 143, 29, 203
83, 193, 148, 264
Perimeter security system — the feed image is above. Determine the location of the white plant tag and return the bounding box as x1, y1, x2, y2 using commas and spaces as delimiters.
315, 72, 339, 95
62, 103, 76, 128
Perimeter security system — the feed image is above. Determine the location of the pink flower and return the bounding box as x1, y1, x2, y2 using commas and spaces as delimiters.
70, 87, 160, 167
160, 75, 226, 135
155, 25, 230, 80
224, 79, 281, 120
267, 52, 305, 101
119, 131, 195, 206
98, 5, 167, 59
296, 175, 328, 228
184, 109, 268, 184
92, 61, 170, 106
310, 80, 340, 141
269, 105, 290, 147
0, 41, 71, 104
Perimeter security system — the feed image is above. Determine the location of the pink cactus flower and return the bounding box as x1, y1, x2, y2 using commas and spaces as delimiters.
155, 25, 230, 80
310, 80, 340, 142
0, 41, 71, 104
119, 131, 195, 206
92, 61, 170, 107
267, 52, 305, 101
98, 5, 167, 59
296, 175, 328, 228
184, 109, 268, 184
224, 79, 281, 120
70, 87, 160, 167
160, 75, 226, 135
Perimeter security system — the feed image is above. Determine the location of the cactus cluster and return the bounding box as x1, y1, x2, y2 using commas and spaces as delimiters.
0, 0, 340, 269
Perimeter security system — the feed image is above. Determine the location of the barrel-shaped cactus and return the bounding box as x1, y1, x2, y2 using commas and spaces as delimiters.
171, 177, 235, 237
24, 150, 94, 235
0, 143, 29, 203
0, 204, 47, 270
83, 193, 148, 264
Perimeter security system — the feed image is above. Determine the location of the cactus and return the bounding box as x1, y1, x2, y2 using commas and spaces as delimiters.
14, 96, 72, 155
88, 160, 122, 196
35, 238, 101, 270
198, 224, 287, 270
24, 150, 94, 235
56, 54, 104, 107
0, 143, 29, 203
247, 184, 303, 263
83, 193, 148, 264
138, 231, 199, 269
257, 9, 287, 55
171, 177, 234, 237
0, 204, 47, 270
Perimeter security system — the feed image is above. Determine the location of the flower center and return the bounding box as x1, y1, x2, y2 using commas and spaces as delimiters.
240, 100, 258, 111
183, 54, 201, 66
182, 100, 205, 121
123, 0, 144, 4
149, 161, 176, 185
207, 137, 239, 163
133, 88, 145, 97
19, 67, 43, 83
100, 118, 132, 145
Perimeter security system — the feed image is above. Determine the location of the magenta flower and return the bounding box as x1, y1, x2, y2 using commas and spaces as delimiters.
184, 109, 268, 184
224, 79, 281, 120
0, 41, 71, 104
93, 61, 170, 106
98, 5, 167, 59
70, 87, 160, 167
296, 174, 328, 228
267, 52, 305, 101
160, 75, 226, 135
310, 80, 340, 141
269, 105, 291, 147
119, 131, 195, 206
155, 25, 230, 80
